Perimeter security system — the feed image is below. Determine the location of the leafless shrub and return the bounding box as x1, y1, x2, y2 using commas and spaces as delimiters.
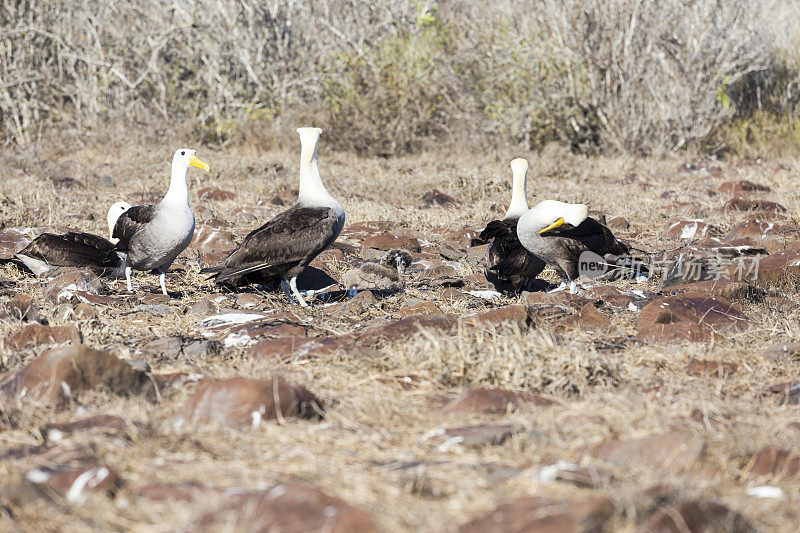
0, 0, 797, 154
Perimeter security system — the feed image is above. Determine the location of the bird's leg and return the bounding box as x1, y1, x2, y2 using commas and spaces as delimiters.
159, 271, 168, 297
289, 276, 309, 307
125, 267, 133, 292
280, 278, 292, 301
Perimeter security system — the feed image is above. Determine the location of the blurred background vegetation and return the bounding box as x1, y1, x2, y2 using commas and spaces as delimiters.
1, 0, 798, 156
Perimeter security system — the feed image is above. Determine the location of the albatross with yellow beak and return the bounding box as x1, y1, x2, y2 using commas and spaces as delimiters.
517, 200, 633, 293
113, 149, 209, 296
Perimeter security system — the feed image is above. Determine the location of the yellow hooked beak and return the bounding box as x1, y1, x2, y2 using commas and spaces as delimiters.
189, 154, 210, 172
539, 217, 566, 234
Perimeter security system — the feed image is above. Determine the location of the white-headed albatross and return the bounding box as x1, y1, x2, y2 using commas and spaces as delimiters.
8, 202, 132, 277
472, 158, 545, 293
113, 149, 209, 295
517, 200, 634, 292
202, 127, 345, 307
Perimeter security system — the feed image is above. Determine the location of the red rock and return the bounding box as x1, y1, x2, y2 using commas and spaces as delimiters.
3, 294, 41, 321
724, 247, 800, 288
636, 296, 747, 342
197, 187, 235, 201
447, 226, 485, 247
25, 464, 120, 502
45, 414, 140, 441
635, 499, 753, 533
661, 280, 761, 304
461, 306, 532, 328
724, 197, 786, 213
747, 446, 800, 479
73, 303, 97, 320
606, 216, 630, 230
0, 228, 31, 258
135, 482, 222, 503
250, 335, 359, 362
533, 462, 604, 488
190, 226, 236, 253
440, 388, 555, 414
356, 314, 457, 345
398, 301, 441, 316
4, 324, 80, 350
44, 269, 105, 304
660, 218, 717, 240
580, 433, 704, 472
419, 189, 458, 207
235, 293, 263, 309
424, 424, 519, 449
176, 376, 323, 428
461, 496, 614, 533
561, 303, 611, 330
195, 482, 377, 533
686, 359, 738, 378
725, 216, 798, 243
419, 263, 459, 279
362, 231, 421, 252
718, 180, 771, 194
1, 345, 152, 405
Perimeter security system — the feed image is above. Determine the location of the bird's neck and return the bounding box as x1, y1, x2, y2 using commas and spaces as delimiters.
298, 147, 336, 208
161, 163, 190, 207
504, 170, 528, 220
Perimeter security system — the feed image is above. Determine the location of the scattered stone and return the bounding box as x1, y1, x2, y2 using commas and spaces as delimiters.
419, 189, 458, 207
195, 482, 377, 532
4, 324, 81, 350
724, 197, 787, 213
636, 296, 747, 342
662, 280, 763, 304
686, 359, 738, 378
235, 293, 263, 309
25, 464, 120, 503
718, 180, 771, 194
461, 496, 614, 533
188, 297, 219, 316
725, 216, 797, 244
136, 336, 223, 361
73, 303, 97, 320
249, 335, 359, 362
362, 231, 421, 252
44, 269, 106, 304
747, 446, 800, 480
197, 187, 235, 201
561, 303, 611, 330
357, 314, 457, 345
533, 462, 604, 488
726, 247, 800, 288
440, 388, 555, 414
461, 305, 533, 329
175, 376, 323, 428
0, 228, 31, 258
398, 300, 441, 317
2, 294, 43, 322
761, 342, 800, 360
44, 414, 141, 442
660, 218, 717, 240
423, 424, 519, 450
1, 345, 152, 405
191, 226, 237, 253
606, 216, 630, 230
580, 433, 704, 472
636, 499, 754, 533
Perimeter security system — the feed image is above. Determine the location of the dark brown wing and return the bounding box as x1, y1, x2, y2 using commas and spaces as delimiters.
480, 219, 546, 292
113, 205, 157, 249
543, 217, 628, 256
209, 205, 339, 283
17, 232, 116, 267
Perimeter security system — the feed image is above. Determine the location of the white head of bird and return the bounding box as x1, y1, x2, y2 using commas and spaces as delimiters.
162, 149, 209, 206
505, 158, 530, 219
297, 127, 337, 208
528, 200, 589, 234
107, 201, 132, 241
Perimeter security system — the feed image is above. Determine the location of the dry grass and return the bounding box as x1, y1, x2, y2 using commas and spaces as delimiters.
1, 130, 800, 531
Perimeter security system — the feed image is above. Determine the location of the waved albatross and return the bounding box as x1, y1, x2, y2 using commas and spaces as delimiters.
202, 127, 345, 307
6, 202, 131, 277
472, 158, 545, 293
517, 200, 636, 292
113, 149, 209, 295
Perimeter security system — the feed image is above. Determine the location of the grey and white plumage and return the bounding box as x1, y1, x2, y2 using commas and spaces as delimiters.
517, 200, 636, 291
473, 158, 545, 294
7, 202, 131, 278
113, 149, 209, 296
201, 128, 344, 307
341, 249, 412, 291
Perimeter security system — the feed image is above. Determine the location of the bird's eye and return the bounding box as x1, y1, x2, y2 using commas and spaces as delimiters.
180, 151, 185, 156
